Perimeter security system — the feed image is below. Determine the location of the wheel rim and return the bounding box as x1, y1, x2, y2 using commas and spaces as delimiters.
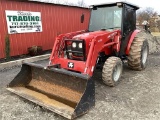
113, 63, 122, 82
142, 46, 148, 65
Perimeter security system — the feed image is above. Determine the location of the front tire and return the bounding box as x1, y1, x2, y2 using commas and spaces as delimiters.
128, 36, 149, 70
102, 57, 123, 87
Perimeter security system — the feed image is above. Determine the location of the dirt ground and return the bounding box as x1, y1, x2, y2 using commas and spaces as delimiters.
0, 53, 160, 120
152, 32, 160, 37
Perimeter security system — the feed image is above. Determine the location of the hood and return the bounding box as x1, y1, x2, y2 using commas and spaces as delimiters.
73, 30, 112, 40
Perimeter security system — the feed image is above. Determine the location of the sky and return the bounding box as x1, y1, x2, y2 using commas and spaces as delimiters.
62, 0, 160, 13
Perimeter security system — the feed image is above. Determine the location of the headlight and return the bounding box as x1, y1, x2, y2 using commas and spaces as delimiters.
78, 43, 83, 49
72, 42, 76, 48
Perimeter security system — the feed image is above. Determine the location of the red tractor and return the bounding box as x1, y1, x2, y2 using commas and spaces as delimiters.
7, 2, 149, 119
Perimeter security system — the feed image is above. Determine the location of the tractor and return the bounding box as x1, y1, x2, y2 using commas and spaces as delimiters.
7, 2, 149, 120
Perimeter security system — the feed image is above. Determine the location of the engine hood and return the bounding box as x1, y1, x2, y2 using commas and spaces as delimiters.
73, 30, 112, 40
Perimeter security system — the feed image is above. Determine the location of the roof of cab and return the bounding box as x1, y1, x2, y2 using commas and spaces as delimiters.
91, 1, 139, 10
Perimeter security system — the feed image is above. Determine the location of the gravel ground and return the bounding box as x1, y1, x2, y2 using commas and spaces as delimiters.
138, 31, 160, 54
1, 54, 160, 120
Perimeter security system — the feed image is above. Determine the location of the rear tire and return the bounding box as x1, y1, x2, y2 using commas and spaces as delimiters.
102, 57, 123, 87
128, 37, 149, 70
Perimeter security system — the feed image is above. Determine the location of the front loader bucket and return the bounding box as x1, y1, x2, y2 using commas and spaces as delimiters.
7, 62, 95, 119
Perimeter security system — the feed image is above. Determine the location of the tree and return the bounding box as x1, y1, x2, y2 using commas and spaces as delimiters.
77, 0, 87, 7
62, 0, 88, 7
32, 0, 88, 7
137, 7, 158, 25
37, 0, 63, 4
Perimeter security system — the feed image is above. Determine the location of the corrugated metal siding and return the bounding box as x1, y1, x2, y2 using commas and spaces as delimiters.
0, 1, 90, 59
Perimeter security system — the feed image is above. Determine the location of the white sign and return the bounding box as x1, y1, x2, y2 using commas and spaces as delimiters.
5, 10, 42, 34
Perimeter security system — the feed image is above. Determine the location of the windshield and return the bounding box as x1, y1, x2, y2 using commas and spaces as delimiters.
89, 6, 122, 31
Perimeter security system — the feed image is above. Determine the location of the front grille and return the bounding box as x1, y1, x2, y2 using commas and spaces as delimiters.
65, 39, 86, 61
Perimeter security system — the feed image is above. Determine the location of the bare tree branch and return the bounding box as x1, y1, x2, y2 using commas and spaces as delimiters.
137, 7, 158, 23
30, 0, 88, 7
137, 7, 159, 31
77, 0, 87, 7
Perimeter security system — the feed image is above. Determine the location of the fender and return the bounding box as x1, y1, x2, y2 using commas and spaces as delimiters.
125, 29, 140, 55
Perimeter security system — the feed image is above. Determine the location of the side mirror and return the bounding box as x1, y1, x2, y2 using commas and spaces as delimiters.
81, 14, 84, 23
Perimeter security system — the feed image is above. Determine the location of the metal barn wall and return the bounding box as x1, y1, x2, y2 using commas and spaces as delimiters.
0, 0, 90, 59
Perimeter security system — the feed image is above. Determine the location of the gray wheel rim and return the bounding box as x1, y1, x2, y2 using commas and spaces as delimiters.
142, 46, 148, 65
113, 63, 122, 82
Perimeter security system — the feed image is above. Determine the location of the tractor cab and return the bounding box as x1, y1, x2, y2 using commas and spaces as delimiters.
89, 3, 122, 31
89, 2, 139, 34
89, 2, 139, 55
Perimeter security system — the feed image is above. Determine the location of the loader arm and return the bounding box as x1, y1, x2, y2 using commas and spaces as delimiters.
85, 30, 121, 76
50, 30, 87, 63
49, 30, 120, 76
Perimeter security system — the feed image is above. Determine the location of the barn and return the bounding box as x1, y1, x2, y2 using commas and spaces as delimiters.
0, 0, 90, 59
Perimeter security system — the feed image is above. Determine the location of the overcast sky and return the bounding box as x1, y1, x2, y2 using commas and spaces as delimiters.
64, 0, 160, 13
